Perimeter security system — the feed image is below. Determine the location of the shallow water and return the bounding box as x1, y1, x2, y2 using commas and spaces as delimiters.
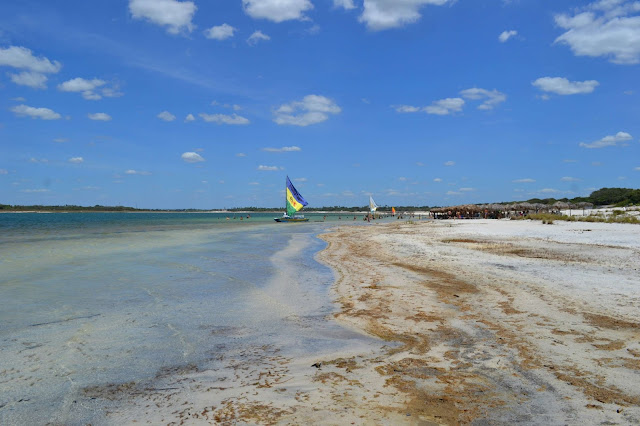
0, 213, 379, 424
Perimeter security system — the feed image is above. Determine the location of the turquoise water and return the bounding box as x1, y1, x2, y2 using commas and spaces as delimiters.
0, 212, 379, 424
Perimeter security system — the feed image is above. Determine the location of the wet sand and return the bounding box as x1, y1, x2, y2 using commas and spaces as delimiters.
96, 219, 639, 424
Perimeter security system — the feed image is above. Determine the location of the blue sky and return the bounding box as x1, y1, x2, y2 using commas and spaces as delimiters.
1, 0, 639, 209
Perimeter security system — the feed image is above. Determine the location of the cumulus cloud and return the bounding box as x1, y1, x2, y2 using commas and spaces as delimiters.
499, 30, 518, 42
204, 23, 236, 40
554, 1, 640, 64
88, 113, 112, 121
182, 152, 205, 163
184, 114, 195, 122
125, 169, 152, 175
460, 88, 506, 110
157, 110, 176, 121
243, 0, 313, 22
273, 95, 341, 126
425, 98, 465, 115
512, 178, 536, 183
10, 104, 61, 120
262, 146, 302, 152
0, 46, 61, 73
334, 0, 356, 9
359, 0, 454, 31
579, 131, 632, 148
68, 157, 84, 163
532, 77, 599, 95
433, 178, 442, 182
247, 30, 271, 45
257, 165, 282, 171
444, 161, 455, 166
129, 0, 196, 34
9, 71, 48, 89
635, 166, 640, 171
0, 46, 61, 89
393, 105, 421, 113
58, 77, 107, 100
199, 113, 250, 125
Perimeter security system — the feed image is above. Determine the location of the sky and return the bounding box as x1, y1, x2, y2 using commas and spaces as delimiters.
0, 0, 639, 209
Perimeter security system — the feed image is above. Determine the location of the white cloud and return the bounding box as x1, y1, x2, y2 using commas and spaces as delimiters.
538, 188, 561, 194
236, 153, 247, 157
247, 30, 271, 45
554, 1, 640, 64
129, 0, 196, 34
257, 165, 282, 171
262, 146, 302, 152
634, 166, 640, 171
359, 0, 454, 31
499, 30, 517, 42
446, 191, 461, 196
199, 113, 250, 125
9, 71, 48, 89
30, 157, 48, 163
459, 187, 474, 192
561, 176, 581, 182
444, 161, 455, 166
460, 88, 506, 110
182, 152, 205, 163
184, 114, 195, 122
425, 97, 464, 115
334, 0, 356, 9
157, 110, 176, 121
434, 178, 442, 182
102, 86, 124, 98
58, 77, 111, 100
10, 104, 61, 120
532, 77, 599, 95
579, 131, 632, 148
88, 113, 112, 121
512, 178, 536, 183
68, 157, 84, 163
0, 46, 61, 73
125, 169, 152, 175
273, 94, 341, 126
204, 23, 236, 40
394, 105, 421, 113
243, 0, 313, 22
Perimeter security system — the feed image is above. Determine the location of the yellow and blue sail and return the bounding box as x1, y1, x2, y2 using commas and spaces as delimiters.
286, 176, 308, 216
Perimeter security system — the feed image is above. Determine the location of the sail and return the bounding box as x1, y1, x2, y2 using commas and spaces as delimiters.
391, 207, 396, 215
369, 196, 378, 213
286, 176, 308, 216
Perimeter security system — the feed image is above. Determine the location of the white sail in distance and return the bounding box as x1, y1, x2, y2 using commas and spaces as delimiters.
369, 196, 378, 212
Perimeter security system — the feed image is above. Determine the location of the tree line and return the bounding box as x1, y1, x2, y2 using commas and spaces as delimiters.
1, 187, 637, 212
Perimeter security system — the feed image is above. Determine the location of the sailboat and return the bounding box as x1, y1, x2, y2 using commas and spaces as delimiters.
369, 196, 378, 213
274, 176, 309, 222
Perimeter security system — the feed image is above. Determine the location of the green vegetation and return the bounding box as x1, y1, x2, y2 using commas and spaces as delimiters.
511, 212, 639, 225
1, 187, 637, 212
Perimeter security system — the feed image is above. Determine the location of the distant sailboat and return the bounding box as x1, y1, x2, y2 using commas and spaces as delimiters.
369, 196, 378, 213
274, 176, 309, 222
391, 207, 396, 216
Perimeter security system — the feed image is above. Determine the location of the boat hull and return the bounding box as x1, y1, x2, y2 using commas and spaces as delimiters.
274, 217, 309, 222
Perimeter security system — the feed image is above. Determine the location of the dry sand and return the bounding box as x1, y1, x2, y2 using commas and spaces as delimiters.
105, 219, 640, 425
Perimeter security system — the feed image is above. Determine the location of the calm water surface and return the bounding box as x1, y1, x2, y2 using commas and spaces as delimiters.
0, 212, 382, 424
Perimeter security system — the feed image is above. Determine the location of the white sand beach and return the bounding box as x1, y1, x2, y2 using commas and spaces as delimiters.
102, 219, 640, 425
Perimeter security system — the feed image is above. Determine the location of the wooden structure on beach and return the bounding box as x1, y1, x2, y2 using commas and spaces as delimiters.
429, 202, 593, 219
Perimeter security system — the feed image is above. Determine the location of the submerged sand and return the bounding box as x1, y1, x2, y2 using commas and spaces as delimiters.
103, 219, 639, 425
